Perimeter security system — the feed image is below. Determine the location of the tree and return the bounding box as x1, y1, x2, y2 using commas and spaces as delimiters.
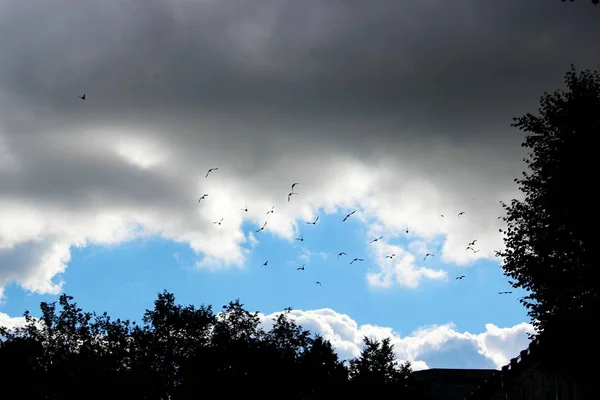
349, 336, 411, 384
499, 65, 599, 388
1, 291, 359, 399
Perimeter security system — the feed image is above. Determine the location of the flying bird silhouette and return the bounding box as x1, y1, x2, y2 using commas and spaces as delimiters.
267, 206, 275, 215
291, 183, 299, 191
473, 249, 480, 253
403, 227, 409, 234
213, 218, 223, 225
306, 216, 319, 225
423, 253, 434, 261
342, 210, 356, 222
297, 264, 305, 271
262, 261, 268, 267
498, 291, 512, 294
368, 236, 383, 244
440, 214, 444, 218
337, 252, 347, 259
456, 275, 465, 280
349, 258, 363, 265
78, 94, 86, 100
241, 203, 248, 212
206, 168, 218, 178
466, 246, 474, 252
199, 194, 208, 202
295, 234, 304, 242
468, 240, 477, 246
385, 254, 396, 259
458, 212, 465, 217
288, 192, 297, 202
315, 281, 321, 286
255, 221, 267, 233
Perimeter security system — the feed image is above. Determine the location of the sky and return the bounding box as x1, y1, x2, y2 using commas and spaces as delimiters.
0, 0, 598, 371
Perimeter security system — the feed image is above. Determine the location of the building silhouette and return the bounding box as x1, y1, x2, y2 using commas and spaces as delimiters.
412, 368, 498, 400
465, 340, 585, 400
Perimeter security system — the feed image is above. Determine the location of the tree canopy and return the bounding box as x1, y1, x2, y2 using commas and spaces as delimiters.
0, 291, 422, 399
499, 65, 598, 387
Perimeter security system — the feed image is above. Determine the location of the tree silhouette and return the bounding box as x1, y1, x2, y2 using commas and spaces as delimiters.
349, 336, 411, 384
499, 65, 598, 392
0, 292, 425, 398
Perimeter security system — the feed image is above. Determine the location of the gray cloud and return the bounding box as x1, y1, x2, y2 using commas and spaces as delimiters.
0, 0, 598, 293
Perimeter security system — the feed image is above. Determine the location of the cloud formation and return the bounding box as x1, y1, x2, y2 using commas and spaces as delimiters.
259, 308, 535, 370
1, 306, 534, 371
0, 0, 598, 295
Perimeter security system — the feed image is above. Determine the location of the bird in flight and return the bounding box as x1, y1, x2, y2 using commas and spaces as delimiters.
315, 281, 322, 286
466, 246, 474, 252
385, 254, 396, 259
423, 253, 434, 261
267, 206, 275, 215
458, 212, 465, 217
262, 261, 268, 267
291, 183, 299, 191
206, 168, 218, 178
199, 194, 208, 202
213, 218, 223, 225
498, 291, 512, 294
297, 264, 305, 271
368, 236, 383, 244
337, 252, 347, 259
342, 210, 356, 222
468, 240, 477, 246
440, 214, 444, 218
456, 275, 466, 280
288, 192, 297, 202
403, 227, 409, 234
295, 234, 304, 242
306, 216, 319, 225
241, 203, 248, 212
349, 258, 363, 265
78, 94, 86, 100
255, 221, 267, 233
473, 249, 480, 253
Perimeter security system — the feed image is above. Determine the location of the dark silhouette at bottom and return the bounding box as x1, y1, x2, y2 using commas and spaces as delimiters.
0, 292, 428, 399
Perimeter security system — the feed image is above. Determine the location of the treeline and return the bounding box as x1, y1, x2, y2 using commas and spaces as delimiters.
0, 291, 425, 399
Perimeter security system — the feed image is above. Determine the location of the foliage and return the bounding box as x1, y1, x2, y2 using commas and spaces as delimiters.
348, 336, 411, 384
0, 291, 417, 399
499, 65, 599, 386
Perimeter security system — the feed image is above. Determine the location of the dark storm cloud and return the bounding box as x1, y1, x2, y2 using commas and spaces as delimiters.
0, 0, 597, 149
0, 0, 598, 294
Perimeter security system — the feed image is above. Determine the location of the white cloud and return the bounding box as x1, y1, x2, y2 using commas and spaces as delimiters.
0, 0, 549, 296
298, 246, 312, 263
365, 241, 447, 289
0, 312, 29, 331
0, 151, 511, 295
259, 308, 535, 371
0, 305, 535, 372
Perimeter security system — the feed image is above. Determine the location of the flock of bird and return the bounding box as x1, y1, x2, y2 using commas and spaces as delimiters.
78, 93, 512, 295
195, 165, 513, 295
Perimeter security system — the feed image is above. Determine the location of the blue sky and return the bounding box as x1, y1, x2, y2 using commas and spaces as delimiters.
1, 205, 532, 370
0, 0, 593, 372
